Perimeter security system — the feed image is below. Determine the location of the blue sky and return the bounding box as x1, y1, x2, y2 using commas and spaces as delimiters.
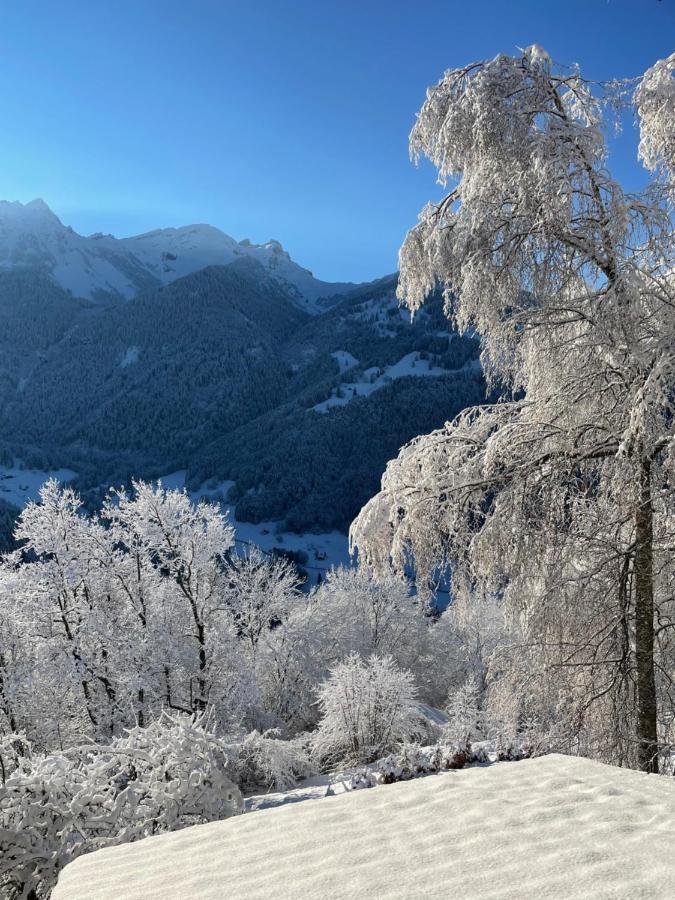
0, 0, 672, 282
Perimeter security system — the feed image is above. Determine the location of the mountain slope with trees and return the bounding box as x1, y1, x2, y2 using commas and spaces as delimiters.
0, 256, 483, 530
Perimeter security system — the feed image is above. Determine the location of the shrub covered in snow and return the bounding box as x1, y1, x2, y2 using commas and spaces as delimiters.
231, 729, 314, 792
333, 738, 494, 793
493, 719, 550, 762
312, 655, 421, 768
371, 740, 474, 784
443, 675, 484, 744
0, 713, 242, 900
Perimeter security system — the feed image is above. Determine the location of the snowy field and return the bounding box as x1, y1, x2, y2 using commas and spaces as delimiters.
53, 754, 675, 900
0, 464, 77, 508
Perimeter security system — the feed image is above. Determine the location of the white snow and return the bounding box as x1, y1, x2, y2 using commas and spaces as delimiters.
118, 225, 241, 283
312, 352, 448, 413
244, 767, 381, 813
156, 470, 189, 493
0, 200, 150, 301
234, 520, 350, 585
121, 224, 359, 312
0, 464, 77, 508
331, 350, 359, 373
53, 754, 675, 899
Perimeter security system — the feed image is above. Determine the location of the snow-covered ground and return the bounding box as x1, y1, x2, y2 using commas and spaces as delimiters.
0, 464, 77, 508
312, 351, 450, 413
331, 349, 359, 373
53, 754, 675, 899
234, 519, 351, 584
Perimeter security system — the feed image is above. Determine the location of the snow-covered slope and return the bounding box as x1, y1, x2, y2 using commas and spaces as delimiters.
0, 199, 359, 311
53, 754, 675, 900
0, 463, 77, 508
312, 351, 450, 413
0, 200, 156, 300
120, 226, 358, 312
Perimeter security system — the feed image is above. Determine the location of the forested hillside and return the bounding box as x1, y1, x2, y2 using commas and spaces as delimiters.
1, 261, 306, 460
0, 498, 18, 551
0, 259, 483, 531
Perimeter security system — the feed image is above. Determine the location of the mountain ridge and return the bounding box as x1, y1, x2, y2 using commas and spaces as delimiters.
0, 199, 363, 312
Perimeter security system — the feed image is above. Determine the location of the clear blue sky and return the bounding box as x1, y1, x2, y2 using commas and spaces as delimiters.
0, 0, 672, 282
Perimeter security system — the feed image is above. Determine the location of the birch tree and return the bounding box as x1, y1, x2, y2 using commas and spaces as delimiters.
352, 48, 675, 772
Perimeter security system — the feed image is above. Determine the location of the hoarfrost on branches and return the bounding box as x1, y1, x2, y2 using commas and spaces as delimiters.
312, 655, 421, 767
0, 712, 242, 900
351, 47, 675, 773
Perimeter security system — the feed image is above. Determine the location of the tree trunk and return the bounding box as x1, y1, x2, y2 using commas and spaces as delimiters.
137, 687, 145, 728
195, 621, 207, 712
634, 457, 658, 773
0, 651, 18, 733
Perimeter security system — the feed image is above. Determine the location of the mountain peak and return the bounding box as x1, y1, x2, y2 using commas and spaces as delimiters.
0, 198, 55, 216
25, 198, 51, 212
0, 198, 63, 230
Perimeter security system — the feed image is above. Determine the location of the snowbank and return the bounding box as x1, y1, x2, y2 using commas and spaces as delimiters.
53, 754, 675, 899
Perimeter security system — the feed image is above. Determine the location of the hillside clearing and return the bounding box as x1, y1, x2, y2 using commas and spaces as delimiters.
53, 754, 675, 900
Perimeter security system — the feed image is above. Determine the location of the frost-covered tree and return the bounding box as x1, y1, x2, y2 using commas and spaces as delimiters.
352, 49, 675, 772
311, 567, 425, 666
107, 481, 242, 716
444, 675, 483, 744
0, 480, 267, 747
224, 547, 300, 666
221, 547, 314, 731
441, 588, 505, 705
246, 598, 323, 733
4, 480, 124, 744
231, 729, 313, 792
312, 655, 420, 767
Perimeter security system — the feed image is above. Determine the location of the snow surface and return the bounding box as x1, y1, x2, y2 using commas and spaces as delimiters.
0, 464, 77, 508
331, 349, 359, 373
312, 352, 449, 413
53, 754, 675, 899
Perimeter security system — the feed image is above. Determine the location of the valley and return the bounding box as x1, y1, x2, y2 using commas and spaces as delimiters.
0, 200, 484, 544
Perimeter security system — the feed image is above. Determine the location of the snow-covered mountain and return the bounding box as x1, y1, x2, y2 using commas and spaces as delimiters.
0, 201, 484, 537
0, 200, 156, 300
0, 200, 360, 311
0, 262, 482, 534
118, 226, 359, 312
